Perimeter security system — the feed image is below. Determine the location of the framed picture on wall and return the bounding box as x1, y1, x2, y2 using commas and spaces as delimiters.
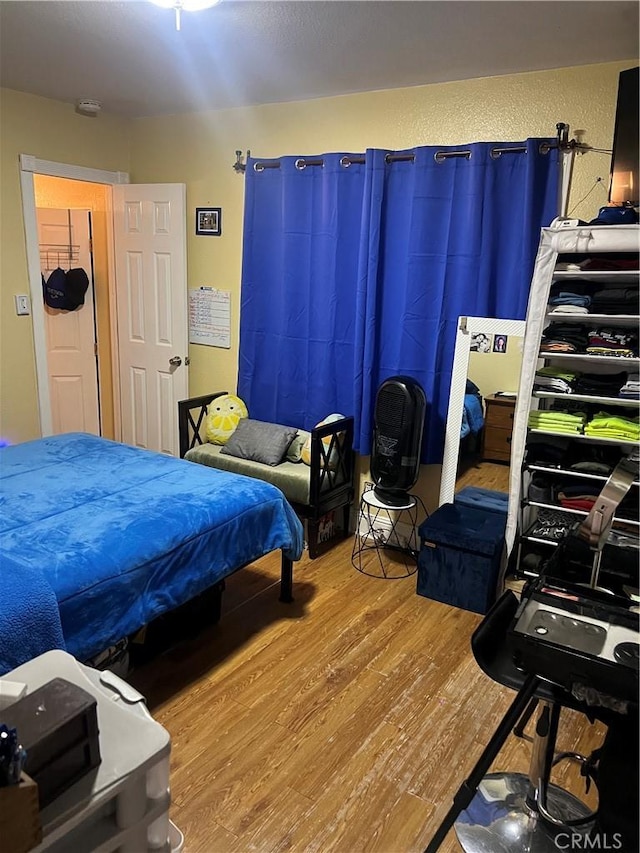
470, 332, 491, 353
493, 334, 508, 353
196, 207, 222, 236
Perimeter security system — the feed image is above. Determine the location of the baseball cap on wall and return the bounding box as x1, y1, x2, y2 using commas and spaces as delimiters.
43, 267, 69, 309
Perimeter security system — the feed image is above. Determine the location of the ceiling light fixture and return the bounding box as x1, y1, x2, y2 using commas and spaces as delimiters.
149, 0, 221, 31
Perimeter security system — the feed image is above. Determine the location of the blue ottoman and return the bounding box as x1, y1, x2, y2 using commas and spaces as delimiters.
417, 503, 506, 614
454, 486, 509, 517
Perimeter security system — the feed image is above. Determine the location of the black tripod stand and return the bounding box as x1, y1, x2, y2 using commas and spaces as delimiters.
424, 674, 539, 852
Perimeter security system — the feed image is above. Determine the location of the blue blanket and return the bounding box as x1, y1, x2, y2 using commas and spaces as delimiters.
0, 552, 66, 675
460, 393, 485, 439
0, 434, 303, 671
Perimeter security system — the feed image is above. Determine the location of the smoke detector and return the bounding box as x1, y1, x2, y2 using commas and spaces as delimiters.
76, 99, 102, 116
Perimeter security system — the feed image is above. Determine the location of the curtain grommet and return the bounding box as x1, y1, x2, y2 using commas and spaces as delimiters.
253, 162, 265, 172
295, 158, 324, 170
340, 156, 352, 168
434, 150, 472, 163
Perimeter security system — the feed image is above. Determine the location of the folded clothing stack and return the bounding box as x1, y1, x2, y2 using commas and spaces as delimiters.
583, 411, 640, 442
533, 366, 579, 394
528, 473, 607, 509
524, 435, 571, 467
540, 323, 589, 354
590, 285, 639, 315
579, 256, 639, 272
547, 279, 599, 314
586, 326, 638, 358
574, 371, 628, 397
524, 436, 623, 473
619, 373, 640, 400
556, 480, 603, 512
528, 409, 587, 434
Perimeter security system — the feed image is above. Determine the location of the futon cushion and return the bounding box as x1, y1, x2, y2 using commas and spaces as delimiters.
185, 444, 311, 505
221, 419, 297, 466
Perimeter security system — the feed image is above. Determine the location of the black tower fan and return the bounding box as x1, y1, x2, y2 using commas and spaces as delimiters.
371, 376, 426, 506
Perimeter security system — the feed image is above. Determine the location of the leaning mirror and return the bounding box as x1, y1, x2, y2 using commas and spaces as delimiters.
439, 316, 526, 506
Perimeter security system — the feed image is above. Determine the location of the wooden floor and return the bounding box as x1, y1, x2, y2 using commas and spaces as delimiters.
130, 537, 605, 853
454, 459, 511, 494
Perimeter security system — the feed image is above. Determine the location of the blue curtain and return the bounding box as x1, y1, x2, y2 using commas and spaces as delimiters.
239, 140, 558, 461
354, 140, 558, 461
238, 154, 366, 429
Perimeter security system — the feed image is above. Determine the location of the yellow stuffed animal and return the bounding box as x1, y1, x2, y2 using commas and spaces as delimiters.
205, 394, 248, 445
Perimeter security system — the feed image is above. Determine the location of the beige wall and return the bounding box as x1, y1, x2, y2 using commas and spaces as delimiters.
1, 62, 633, 507
0, 89, 129, 443
34, 176, 115, 438
128, 60, 633, 510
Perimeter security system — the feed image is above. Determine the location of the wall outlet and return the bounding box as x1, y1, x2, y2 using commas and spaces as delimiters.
15, 294, 30, 315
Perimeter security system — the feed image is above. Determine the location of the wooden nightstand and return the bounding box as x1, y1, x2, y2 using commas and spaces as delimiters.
481, 394, 516, 464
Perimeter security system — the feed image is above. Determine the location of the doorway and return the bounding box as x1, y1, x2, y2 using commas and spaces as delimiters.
35, 176, 116, 438
21, 156, 189, 456
21, 156, 126, 440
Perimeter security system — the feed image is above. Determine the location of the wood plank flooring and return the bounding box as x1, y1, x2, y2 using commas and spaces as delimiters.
455, 460, 511, 494
130, 536, 605, 853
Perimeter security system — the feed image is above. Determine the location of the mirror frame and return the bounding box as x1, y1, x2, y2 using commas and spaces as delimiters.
439, 316, 526, 507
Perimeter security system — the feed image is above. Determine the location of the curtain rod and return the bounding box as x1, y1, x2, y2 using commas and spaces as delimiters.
251, 145, 543, 172
235, 124, 610, 173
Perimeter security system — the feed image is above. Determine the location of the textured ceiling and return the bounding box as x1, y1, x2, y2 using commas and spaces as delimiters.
0, 1, 638, 118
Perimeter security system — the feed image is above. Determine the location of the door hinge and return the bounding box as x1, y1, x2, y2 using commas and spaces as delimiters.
89, 238, 93, 253
94, 342, 98, 357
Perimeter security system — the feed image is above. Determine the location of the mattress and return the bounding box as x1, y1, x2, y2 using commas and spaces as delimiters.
0, 433, 304, 669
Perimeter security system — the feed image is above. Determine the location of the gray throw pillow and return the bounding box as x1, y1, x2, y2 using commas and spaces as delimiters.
286, 430, 311, 463
220, 419, 298, 466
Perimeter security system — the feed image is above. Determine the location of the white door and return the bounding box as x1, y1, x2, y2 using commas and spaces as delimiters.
37, 208, 100, 435
112, 184, 188, 456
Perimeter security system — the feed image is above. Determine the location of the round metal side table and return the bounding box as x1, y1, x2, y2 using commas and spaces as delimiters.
351, 488, 427, 578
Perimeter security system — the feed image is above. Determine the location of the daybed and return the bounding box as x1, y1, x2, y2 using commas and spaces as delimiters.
0, 433, 303, 674
179, 392, 355, 557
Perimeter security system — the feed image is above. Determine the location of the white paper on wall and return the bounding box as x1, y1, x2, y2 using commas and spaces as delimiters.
188, 286, 230, 348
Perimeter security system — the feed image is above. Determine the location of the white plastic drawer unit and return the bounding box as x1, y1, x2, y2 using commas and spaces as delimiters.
2, 650, 181, 853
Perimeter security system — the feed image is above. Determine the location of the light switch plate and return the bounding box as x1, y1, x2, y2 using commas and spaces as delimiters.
15, 294, 30, 315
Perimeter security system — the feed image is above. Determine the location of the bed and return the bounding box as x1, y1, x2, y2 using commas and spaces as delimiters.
0, 433, 304, 675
